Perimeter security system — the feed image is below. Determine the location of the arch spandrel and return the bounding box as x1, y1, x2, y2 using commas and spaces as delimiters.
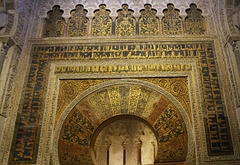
55, 79, 193, 165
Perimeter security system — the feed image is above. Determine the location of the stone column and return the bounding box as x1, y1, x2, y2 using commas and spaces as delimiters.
232, 41, 240, 128
122, 143, 126, 165
63, 17, 69, 37
88, 16, 93, 36
106, 142, 111, 165
237, 107, 240, 129
228, 35, 240, 128
135, 15, 140, 35
137, 139, 142, 165
0, 12, 8, 30
111, 16, 117, 36
152, 141, 156, 161
0, 38, 13, 148
0, 42, 10, 76
230, 40, 240, 75
0, 37, 14, 76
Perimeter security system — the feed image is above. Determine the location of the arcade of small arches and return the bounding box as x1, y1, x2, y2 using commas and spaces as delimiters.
41, 3, 206, 37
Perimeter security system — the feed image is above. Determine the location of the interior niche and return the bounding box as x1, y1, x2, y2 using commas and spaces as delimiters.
93, 118, 158, 165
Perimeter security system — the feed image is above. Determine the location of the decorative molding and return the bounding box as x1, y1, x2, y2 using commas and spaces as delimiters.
0, 45, 23, 165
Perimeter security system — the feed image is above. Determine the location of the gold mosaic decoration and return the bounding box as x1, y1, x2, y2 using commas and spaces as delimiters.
140, 77, 192, 124
10, 41, 233, 164
139, 4, 159, 35
41, 3, 208, 37
162, 4, 183, 35
58, 82, 189, 164
56, 78, 191, 127
59, 106, 94, 164
185, 4, 206, 35
42, 5, 65, 37
92, 4, 112, 36
56, 79, 110, 128
153, 102, 188, 162
115, 4, 136, 36
67, 4, 89, 37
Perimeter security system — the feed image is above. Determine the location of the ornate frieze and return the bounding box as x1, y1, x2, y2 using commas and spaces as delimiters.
40, 3, 209, 37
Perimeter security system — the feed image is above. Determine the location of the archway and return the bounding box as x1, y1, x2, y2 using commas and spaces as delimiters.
53, 79, 194, 165
91, 115, 158, 165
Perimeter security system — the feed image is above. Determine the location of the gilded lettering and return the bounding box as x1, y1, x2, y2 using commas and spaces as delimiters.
55, 66, 61, 73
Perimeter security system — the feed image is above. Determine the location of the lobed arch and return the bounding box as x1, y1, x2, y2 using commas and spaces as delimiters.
41, 3, 207, 37
37, 0, 210, 18
52, 79, 194, 165
91, 115, 159, 165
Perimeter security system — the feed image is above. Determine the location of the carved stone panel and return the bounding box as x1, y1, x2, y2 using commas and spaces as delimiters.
42, 5, 65, 37
115, 4, 136, 36
162, 4, 183, 35
185, 4, 206, 35
92, 4, 112, 36
139, 4, 159, 35
67, 4, 89, 37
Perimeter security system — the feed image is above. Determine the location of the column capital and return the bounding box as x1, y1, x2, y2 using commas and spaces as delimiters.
227, 34, 240, 51
0, 36, 15, 46
0, 41, 10, 55
0, 36, 15, 76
